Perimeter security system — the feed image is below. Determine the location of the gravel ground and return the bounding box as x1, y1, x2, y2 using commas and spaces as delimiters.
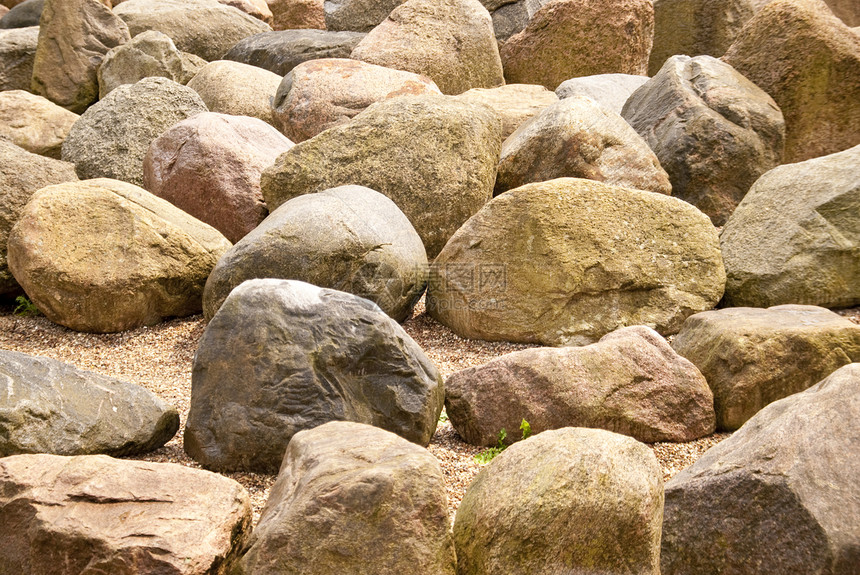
8, 296, 849, 524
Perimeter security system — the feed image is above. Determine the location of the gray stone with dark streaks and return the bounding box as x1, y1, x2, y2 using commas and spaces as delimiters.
224, 29, 365, 77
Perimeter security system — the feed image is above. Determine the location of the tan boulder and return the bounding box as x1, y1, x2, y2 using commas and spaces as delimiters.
187, 60, 282, 126
219, 0, 273, 24
266, 0, 325, 30
0, 90, 78, 159
453, 83, 558, 140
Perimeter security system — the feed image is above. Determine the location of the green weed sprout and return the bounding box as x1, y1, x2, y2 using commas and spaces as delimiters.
474, 419, 531, 464
13, 296, 40, 317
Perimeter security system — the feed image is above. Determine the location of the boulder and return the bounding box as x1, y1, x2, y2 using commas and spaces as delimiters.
447, 326, 715, 446
661, 363, 860, 575
722, 0, 860, 162
220, 0, 273, 24
500, 0, 654, 90
186, 60, 281, 126
0, 0, 42, 29
203, 185, 427, 321
649, 0, 755, 75
453, 83, 558, 140
224, 29, 365, 76
720, 145, 860, 309
184, 279, 444, 473
234, 422, 456, 575
0, 140, 78, 297
428, 178, 726, 346
672, 305, 860, 430
267, 0, 325, 30
30, 0, 131, 113
0, 26, 37, 91
490, 0, 529, 46
555, 73, 648, 114
7, 178, 231, 333
826, 0, 858, 26
144, 112, 293, 243
495, 95, 672, 196
0, 350, 179, 457
350, 0, 504, 95
261, 94, 501, 258
272, 58, 440, 143
0, 454, 251, 575
113, 0, 272, 62
97, 30, 207, 98
0, 90, 78, 158
454, 427, 663, 575
324, 0, 403, 32
61, 76, 208, 187
622, 55, 785, 226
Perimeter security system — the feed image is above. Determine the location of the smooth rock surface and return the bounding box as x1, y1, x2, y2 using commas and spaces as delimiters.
495, 95, 672, 196
0, 0, 42, 29
0, 350, 179, 457
0, 90, 78, 158
622, 55, 785, 225
720, 145, 860, 309
453, 83, 558, 140
555, 73, 648, 114
185, 279, 444, 473
261, 94, 501, 258
203, 185, 427, 322
7, 178, 231, 333
661, 363, 860, 575
235, 422, 456, 575
324, 0, 403, 32
221, 0, 273, 24
0, 26, 37, 91
672, 305, 860, 430
187, 60, 281, 126
61, 76, 208, 186
0, 454, 252, 575
224, 29, 365, 76
268, 0, 325, 30
454, 427, 663, 575
428, 178, 726, 346
143, 112, 294, 243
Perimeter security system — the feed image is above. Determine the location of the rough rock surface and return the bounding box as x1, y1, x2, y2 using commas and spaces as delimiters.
555, 73, 648, 114
428, 178, 726, 346
7, 178, 231, 333
268, 0, 325, 30
720, 145, 860, 309
350, 0, 504, 95
97, 30, 206, 98
447, 326, 715, 446
184, 279, 444, 473
0, 140, 78, 296
453, 83, 558, 140
661, 363, 860, 575
622, 55, 785, 225
495, 95, 672, 196
0, 26, 37, 91
224, 29, 365, 76
454, 427, 664, 575
490, 0, 529, 45
61, 76, 208, 186
0, 0, 42, 29
30, 0, 131, 113
500, 0, 654, 90
672, 305, 860, 430
203, 186, 427, 322
0, 349, 179, 457
723, 0, 860, 162
272, 58, 440, 143
144, 112, 294, 243
186, 60, 282, 126
261, 94, 501, 258
113, 0, 272, 62
324, 0, 403, 32
235, 422, 456, 575
0, 454, 252, 575
0, 90, 78, 158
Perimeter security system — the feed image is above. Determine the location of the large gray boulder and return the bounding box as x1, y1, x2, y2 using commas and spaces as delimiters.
261, 94, 501, 258
447, 326, 715, 446
555, 73, 648, 114
113, 0, 273, 62
721, 144, 860, 309
323, 0, 403, 32
428, 178, 726, 346
0, 26, 37, 91
0, 0, 43, 29
0, 140, 78, 297
0, 350, 179, 457
61, 76, 208, 186
184, 279, 444, 473
203, 186, 427, 322
0, 90, 78, 159
495, 95, 672, 196
453, 83, 558, 140
454, 427, 664, 575
186, 60, 282, 126
622, 55, 785, 226
661, 363, 860, 575
234, 422, 456, 575
7, 178, 231, 333
224, 29, 365, 76
0, 454, 252, 575
672, 305, 860, 430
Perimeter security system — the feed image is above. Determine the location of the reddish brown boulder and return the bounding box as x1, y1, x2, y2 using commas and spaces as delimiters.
266, 0, 324, 30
